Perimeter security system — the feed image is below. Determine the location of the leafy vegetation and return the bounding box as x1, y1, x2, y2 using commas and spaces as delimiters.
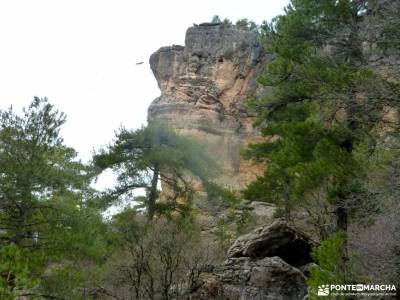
97, 212, 219, 299
242, 0, 400, 292
1, 3, 399, 298
0, 98, 107, 298
0, 99, 221, 299
93, 122, 214, 220
210, 15, 258, 30
308, 232, 347, 299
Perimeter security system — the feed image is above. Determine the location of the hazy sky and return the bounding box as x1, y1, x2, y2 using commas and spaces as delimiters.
0, 0, 289, 164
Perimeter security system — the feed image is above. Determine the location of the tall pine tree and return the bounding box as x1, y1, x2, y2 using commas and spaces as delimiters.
244, 0, 399, 281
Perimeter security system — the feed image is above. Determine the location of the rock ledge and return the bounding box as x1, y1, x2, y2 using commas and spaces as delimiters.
187, 221, 314, 300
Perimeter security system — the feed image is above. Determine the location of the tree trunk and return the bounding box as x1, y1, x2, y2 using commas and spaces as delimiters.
283, 176, 292, 223
336, 198, 348, 233
147, 165, 159, 221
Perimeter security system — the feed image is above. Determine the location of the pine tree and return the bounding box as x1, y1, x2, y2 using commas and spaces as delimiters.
243, 0, 399, 281
93, 122, 213, 221
0, 97, 91, 248
0, 97, 107, 297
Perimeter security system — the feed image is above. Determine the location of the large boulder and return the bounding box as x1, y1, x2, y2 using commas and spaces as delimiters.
227, 220, 314, 267
189, 257, 307, 300
186, 221, 314, 300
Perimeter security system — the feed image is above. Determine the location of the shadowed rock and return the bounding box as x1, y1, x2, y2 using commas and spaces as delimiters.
186, 221, 313, 300
227, 220, 314, 267
189, 257, 307, 300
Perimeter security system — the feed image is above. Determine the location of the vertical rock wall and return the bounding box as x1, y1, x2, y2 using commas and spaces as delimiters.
148, 23, 267, 191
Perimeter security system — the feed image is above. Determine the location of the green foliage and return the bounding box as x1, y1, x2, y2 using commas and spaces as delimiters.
0, 98, 107, 297
209, 17, 257, 30
93, 121, 215, 220
106, 207, 147, 250
222, 18, 232, 26
215, 207, 252, 250
0, 244, 38, 299
243, 119, 361, 226
252, 0, 379, 127
234, 208, 254, 234
376, 2, 400, 52
0, 97, 93, 247
235, 18, 257, 30
308, 232, 347, 299
242, 0, 395, 232
204, 181, 254, 249
211, 15, 221, 23
242, 0, 400, 293
203, 181, 237, 205
41, 262, 99, 300
215, 220, 234, 251
214, 205, 254, 251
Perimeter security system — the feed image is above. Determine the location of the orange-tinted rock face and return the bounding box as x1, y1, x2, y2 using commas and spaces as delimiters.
148, 23, 267, 191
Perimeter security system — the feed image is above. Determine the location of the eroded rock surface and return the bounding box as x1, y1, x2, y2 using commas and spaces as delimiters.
148, 23, 267, 190
227, 220, 314, 267
187, 221, 312, 300
189, 257, 307, 300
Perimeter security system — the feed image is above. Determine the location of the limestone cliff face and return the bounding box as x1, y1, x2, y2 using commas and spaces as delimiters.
148, 23, 267, 191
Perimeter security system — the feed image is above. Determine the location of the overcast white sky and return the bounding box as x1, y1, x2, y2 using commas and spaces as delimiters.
0, 0, 288, 165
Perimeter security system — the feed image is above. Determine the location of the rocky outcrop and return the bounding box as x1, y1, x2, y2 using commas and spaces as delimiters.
187, 221, 312, 300
187, 221, 314, 300
189, 257, 307, 300
227, 220, 314, 267
148, 23, 267, 191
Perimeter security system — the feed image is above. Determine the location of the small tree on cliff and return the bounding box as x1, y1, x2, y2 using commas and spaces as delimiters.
211, 15, 221, 23
93, 122, 214, 221
235, 18, 258, 30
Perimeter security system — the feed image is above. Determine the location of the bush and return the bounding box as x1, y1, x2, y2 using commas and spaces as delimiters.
98, 214, 219, 299
308, 232, 347, 299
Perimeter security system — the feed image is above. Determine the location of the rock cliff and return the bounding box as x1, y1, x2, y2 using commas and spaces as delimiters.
148, 23, 267, 191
